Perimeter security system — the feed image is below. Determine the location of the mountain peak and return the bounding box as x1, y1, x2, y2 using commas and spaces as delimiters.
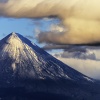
9, 32, 19, 38
1, 32, 20, 43
5, 32, 23, 50
1, 32, 33, 47
11, 32, 17, 35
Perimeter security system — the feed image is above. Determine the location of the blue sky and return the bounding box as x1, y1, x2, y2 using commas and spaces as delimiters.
0, 17, 60, 47
0, 18, 33, 38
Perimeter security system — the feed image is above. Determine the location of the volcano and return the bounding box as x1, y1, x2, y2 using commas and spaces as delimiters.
0, 32, 92, 82
0, 32, 98, 99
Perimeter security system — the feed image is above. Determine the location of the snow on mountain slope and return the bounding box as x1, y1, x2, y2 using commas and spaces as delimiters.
0, 32, 93, 84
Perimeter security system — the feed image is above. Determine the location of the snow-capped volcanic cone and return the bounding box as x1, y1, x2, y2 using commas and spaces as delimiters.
0, 32, 96, 99
0, 32, 92, 82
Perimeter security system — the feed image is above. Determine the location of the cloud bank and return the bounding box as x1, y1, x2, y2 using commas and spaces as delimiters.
56, 57, 100, 80
0, 0, 100, 45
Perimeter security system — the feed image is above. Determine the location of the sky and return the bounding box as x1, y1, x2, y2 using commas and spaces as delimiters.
2, 0, 100, 45
0, 17, 60, 47
0, 18, 33, 38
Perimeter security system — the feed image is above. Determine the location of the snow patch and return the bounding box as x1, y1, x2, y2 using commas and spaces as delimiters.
12, 62, 16, 71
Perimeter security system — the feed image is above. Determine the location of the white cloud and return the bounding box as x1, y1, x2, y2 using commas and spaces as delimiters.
55, 57, 100, 80
0, 0, 100, 44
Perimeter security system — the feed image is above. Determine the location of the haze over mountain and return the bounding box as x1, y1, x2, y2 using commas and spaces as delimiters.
0, 32, 99, 100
